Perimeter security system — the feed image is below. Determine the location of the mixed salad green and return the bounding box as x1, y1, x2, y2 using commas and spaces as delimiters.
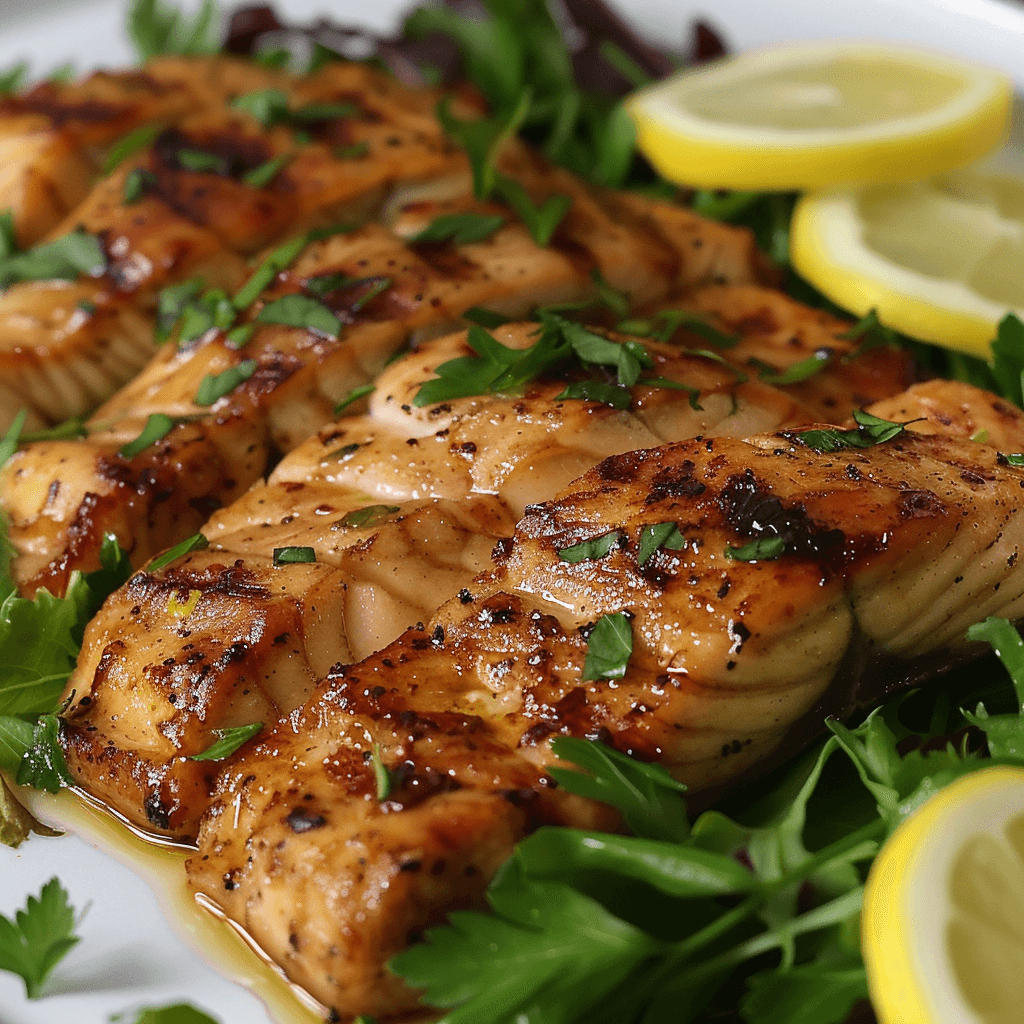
3, 1, 1024, 1021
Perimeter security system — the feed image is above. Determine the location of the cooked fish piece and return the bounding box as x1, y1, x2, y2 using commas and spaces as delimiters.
58, 321, 811, 839
187, 398, 1024, 1020
0, 56, 285, 246
4, 170, 772, 596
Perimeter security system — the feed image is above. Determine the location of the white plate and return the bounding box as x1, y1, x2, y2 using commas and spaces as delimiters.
4, 2, 1024, 1023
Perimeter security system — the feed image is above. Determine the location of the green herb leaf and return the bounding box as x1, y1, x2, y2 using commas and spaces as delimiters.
741, 964, 870, 1024
0, 63, 28, 96
272, 546, 316, 566
194, 359, 258, 406
582, 612, 633, 681
757, 348, 833, 385
255, 295, 341, 337
640, 376, 705, 410
175, 287, 236, 345
638, 522, 686, 566
556, 379, 631, 408
0, 211, 18, 262
113, 1004, 221, 1024
118, 413, 176, 459
795, 409, 907, 454
123, 167, 157, 205
189, 722, 263, 762
147, 532, 208, 572
333, 384, 374, 416
618, 309, 739, 349
0, 229, 106, 289
462, 307, 511, 329
988, 312, 1024, 407
225, 325, 254, 349
0, 410, 27, 467
410, 212, 505, 246
176, 149, 226, 174
242, 153, 292, 189
558, 531, 620, 564
155, 278, 203, 342
16, 714, 73, 793
230, 88, 290, 128
232, 233, 310, 311
127, 0, 221, 61
548, 737, 689, 843
371, 744, 393, 801
494, 173, 571, 247
0, 773, 60, 849
726, 536, 787, 562
0, 877, 79, 998
340, 505, 400, 529
0, 716, 34, 774
1000, 452, 1024, 467
334, 142, 370, 159
836, 307, 899, 352
103, 122, 164, 173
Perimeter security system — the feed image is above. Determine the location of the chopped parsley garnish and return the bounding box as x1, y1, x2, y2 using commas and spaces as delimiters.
189, 722, 263, 761
988, 312, 1024, 408
232, 233, 310, 311
556, 380, 630, 409
0, 878, 80, 998
272, 546, 316, 565
725, 536, 787, 562
225, 325, 254, 349
410, 212, 505, 246
617, 309, 739, 349
371, 744, 393, 801
175, 148, 227, 174
127, 0, 221, 61
255, 295, 341, 337
637, 522, 685, 566
155, 278, 203, 342
230, 87, 290, 128
147, 532, 208, 572
0, 211, 17, 262
837, 307, 899, 351
795, 408, 908, 454
340, 504, 401, 529
582, 612, 633, 681
176, 287, 236, 346
0, 410, 27, 467
115, 1004, 221, 1024
242, 153, 292, 189
558, 531, 620, 564
333, 384, 374, 416
103, 122, 164, 173
194, 359, 258, 406
493, 175, 571, 247
15, 714, 74, 793
19, 418, 89, 443
123, 167, 158, 204
463, 307, 511, 329
755, 348, 833, 385
334, 142, 370, 159
118, 413, 176, 458
1000, 452, 1024, 466
0, 63, 28, 96
0, 229, 106, 289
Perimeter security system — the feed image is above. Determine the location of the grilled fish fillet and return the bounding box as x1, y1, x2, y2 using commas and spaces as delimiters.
184, 399, 1024, 1019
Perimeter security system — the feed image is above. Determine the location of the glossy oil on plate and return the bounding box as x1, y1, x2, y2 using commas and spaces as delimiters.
2, 1, 1024, 1023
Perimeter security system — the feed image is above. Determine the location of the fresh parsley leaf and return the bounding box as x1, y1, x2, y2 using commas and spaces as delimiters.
176, 287, 236, 345
0, 716, 34, 774
155, 278, 203, 342
113, 1005, 221, 1024
194, 359, 258, 406
371, 744, 393, 801
0, 63, 28, 96
334, 142, 370, 159
230, 88, 290, 128
147, 532, 208, 572
555, 380, 631, 408
340, 505, 400, 529
0, 410, 27, 467
582, 612, 633, 681
494, 173, 571, 247
225, 325, 254, 349
242, 153, 291, 189
333, 384, 374, 416
103, 122, 164, 174
1000, 452, 1024, 467
548, 737, 689, 842
123, 167, 157, 205
795, 409, 907, 454
127, 0, 221, 61
255, 295, 340, 337
0, 877, 79, 998
0, 229, 106, 289
410, 212, 505, 246
741, 963, 869, 1024
836, 307, 899, 352
726, 537, 787, 562
272, 546, 316, 565
618, 309, 739, 349
558, 531, 620, 564
189, 722, 263, 761
757, 348, 833, 385
0, 774, 60, 849
0, 211, 17, 261
176, 149, 226, 174
463, 307, 511, 329
118, 413, 176, 459
232, 233, 310, 311
638, 522, 685, 566
16, 714, 73, 793
321, 443, 362, 462
988, 312, 1024, 408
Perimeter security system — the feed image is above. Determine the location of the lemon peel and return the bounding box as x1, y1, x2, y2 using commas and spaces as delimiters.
627, 42, 1011, 192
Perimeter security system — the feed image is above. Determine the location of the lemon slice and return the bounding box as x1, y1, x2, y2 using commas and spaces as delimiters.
626, 42, 1011, 191
791, 166, 1024, 357
863, 766, 1024, 1024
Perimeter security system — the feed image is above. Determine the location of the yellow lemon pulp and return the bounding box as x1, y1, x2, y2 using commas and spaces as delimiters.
791, 167, 1024, 357
864, 767, 1024, 1024
627, 42, 1011, 191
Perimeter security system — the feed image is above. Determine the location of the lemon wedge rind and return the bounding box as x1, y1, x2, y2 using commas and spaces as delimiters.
791, 187, 1015, 357
627, 42, 1012, 191
863, 766, 1024, 1024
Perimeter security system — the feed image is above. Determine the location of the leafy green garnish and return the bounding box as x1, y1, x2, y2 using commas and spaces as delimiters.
335, 142, 370, 159
340, 505, 401, 529
333, 384, 374, 416
637, 522, 686, 566
194, 359, 258, 406
155, 278, 203, 342
175, 149, 226, 174
272, 546, 316, 566
795, 409, 908, 454
756, 348, 832, 385
0, 63, 28, 96
493, 175, 571, 247
462, 308, 510, 329
242, 153, 292, 189
1000, 452, 1024, 467
410, 213, 505, 246
189, 722, 263, 761
0, 410, 27, 468
123, 167, 157, 205
371, 744, 393, 801
103, 122, 164, 174
230, 88, 290, 128
14, 713, 74, 793
118, 413, 175, 459
255, 295, 341, 337
555, 380, 630, 409
988, 312, 1024, 408
0, 230, 106, 289
0, 211, 17, 262
147, 532, 208, 572
231, 233, 310, 312
582, 612, 633, 681
836, 308, 899, 353
618, 309, 739, 349
725, 537, 787, 562
0, 878, 79, 998
127, 0, 221, 61
548, 737, 689, 843
113, 1003, 220, 1024
558, 531, 620, 564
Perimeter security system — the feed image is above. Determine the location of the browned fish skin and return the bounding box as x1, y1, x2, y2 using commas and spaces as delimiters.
186, 413, 1024, 1020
